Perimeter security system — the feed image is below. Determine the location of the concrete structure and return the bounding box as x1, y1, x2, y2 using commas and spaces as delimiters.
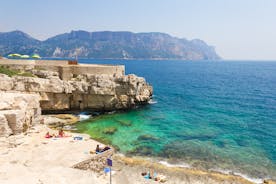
0, 59, 125, 80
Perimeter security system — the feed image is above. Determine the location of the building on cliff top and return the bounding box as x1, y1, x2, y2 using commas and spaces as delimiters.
0, 59, 125, 80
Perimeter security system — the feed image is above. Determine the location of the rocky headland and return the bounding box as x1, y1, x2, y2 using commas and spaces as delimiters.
0, 59, 152, 136
0, 71, 152, 111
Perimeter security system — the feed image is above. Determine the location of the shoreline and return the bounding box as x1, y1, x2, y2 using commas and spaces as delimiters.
113, 153, 266, 184
72, 115, 274, 184
1, 122, 275, 184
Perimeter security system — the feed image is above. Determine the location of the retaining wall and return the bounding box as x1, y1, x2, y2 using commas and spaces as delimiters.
0, 59, 125, 80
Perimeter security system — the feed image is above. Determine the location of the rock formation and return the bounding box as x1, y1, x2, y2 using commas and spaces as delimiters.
73, 149, 113, 173
0, 60, 152, 136
0, 65, 152, 136
0, 92, 41, 137
0, 72, 153, 111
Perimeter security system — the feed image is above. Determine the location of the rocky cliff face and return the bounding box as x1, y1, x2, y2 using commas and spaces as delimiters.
0, 64, 152, 136
0, 92, 41, 137
0, 72, 153, 112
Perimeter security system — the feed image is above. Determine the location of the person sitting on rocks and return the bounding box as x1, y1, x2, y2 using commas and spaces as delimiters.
96, 144, 100, 153
95, 144, 111, 154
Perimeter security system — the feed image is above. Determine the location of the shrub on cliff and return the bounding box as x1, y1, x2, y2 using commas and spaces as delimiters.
0, 66, 35, 77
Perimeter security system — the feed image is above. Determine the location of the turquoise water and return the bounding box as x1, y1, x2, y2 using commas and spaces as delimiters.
76, 60, 276, 179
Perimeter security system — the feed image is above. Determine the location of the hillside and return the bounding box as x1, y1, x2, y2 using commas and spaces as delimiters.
0, 30, 220, 60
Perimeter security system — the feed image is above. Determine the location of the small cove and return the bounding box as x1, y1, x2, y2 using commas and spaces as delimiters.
76, 59, 276, 180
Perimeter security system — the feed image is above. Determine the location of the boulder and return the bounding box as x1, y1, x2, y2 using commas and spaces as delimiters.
0, 92, 41, 137
31, 69, 59, 79
0, 114, 12, 136
0, 110, 25, 134
0, 74, 14, 91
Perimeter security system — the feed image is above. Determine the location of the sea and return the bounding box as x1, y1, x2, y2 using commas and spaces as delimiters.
75, 59, 276, 181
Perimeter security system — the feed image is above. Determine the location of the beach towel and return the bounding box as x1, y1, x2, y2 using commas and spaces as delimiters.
144, 173, 150, 179
73, 136, 83, 140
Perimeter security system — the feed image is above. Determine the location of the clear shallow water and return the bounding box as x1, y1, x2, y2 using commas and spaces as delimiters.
76, 60, 276, 179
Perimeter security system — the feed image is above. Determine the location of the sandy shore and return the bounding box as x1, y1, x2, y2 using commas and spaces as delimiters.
0, 125, 106, 184
0, 124, 274, 184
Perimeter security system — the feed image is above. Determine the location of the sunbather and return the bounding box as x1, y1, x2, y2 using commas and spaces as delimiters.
142, 169, 166, 182
95, 144, 111, 154
102, 146, 111, 152
58, 129, 65, 137
156, 174, 167, 182
142, 169, 154, 179
44, 132, 52, 138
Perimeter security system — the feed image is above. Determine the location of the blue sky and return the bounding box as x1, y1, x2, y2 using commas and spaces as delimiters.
1, 0, 276, 60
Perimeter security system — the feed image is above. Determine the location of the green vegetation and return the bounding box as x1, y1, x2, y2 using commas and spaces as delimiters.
0, 66, 35, 77
18, 72, 35, 77
0, 66, 18, 76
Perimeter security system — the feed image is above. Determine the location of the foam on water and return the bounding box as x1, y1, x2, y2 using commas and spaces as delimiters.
149, 99, 158, 104
78, 114, 91, 121
159, 161, 263, 184
210, 169, 264, 184
158, 160, 190, 168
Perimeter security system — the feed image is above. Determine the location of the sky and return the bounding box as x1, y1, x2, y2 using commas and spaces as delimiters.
1, 0, 276, 60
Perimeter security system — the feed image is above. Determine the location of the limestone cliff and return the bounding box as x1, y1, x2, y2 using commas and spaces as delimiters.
0, 92, 41, 136
0, 71, 153, 111
0, 62, 153, 136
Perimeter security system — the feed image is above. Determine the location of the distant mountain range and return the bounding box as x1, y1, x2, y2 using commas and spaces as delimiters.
0, 30, 220, 60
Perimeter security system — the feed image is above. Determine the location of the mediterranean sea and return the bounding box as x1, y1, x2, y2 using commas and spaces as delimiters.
76, 59, 276, 180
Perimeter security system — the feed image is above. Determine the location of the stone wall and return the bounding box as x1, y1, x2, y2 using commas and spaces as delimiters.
0, 59, 125, 80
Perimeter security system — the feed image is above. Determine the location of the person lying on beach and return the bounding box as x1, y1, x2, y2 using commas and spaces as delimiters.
142, 172, 151, 179
142, 170, 166, 182
55, 129, 71, 138
94, 144, 111, 154
155, 174, 167, 182
102, 146, 111, 152
44, 132, 53, 138
58, 129, 65, 137
142, 169, 154, 179
44, 130, 71, 139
